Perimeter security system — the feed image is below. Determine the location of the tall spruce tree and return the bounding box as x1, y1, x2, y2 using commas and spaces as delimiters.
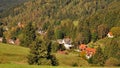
28, 37, 59, 66
28, 37, 51, 65
21, 22, 36, 47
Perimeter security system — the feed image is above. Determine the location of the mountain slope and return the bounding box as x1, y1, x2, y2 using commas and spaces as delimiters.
0, 43, 29, 64
0, 0, 28, 12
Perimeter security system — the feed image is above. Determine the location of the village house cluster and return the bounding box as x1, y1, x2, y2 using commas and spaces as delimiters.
79, 44, 96, 59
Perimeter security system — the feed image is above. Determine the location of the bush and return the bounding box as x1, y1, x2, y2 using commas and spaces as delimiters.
72, 62, 78, 67
105, 57, 120, 66
50, 55, 59, 66
38, 58, 52, 65
110, 27, 120, 37
51, 42, 59, 53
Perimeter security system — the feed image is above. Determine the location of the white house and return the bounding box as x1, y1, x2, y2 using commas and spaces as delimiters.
107, 32, 114, 38
57, 38, 73, 49
8, 39, 15, 44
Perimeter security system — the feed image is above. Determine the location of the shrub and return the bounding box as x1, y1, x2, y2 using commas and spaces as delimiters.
50, 55, 59, 66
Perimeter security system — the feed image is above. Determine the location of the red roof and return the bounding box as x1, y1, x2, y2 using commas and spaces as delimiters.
79, 44, 87, 50
86, 48, 96, 54
108, 32, 113, 36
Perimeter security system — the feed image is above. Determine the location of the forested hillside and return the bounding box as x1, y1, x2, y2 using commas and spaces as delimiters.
0, 0, 120, 67
0, 0, 28, 12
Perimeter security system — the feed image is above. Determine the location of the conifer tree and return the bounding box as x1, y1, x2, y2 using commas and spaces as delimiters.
28, 37, 59, 66
21, 22, 36, 47
28, 37, 51, 65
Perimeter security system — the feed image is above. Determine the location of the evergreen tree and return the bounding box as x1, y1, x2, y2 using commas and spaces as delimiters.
46, 40, 59, 66
97, 24, 108, 39
21, 22, 36, 47
28, 37, 51, 65
54, 28, 64, 39
91, 30, 98, 42
2, 35, 6, 43
0, 26, 4, 37
28, 37, 59, 66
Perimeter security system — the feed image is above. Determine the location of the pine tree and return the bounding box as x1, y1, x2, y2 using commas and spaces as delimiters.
28, 37, 51, 65
28, 37, 59, 66
21, 22, 36, 47
2, 35, 6, 43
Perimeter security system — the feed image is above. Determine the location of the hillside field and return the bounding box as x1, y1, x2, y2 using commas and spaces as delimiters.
0, 43, 88, 68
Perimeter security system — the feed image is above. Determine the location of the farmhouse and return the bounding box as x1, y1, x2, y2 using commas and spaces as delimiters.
107, 32, 114, 38
79, 44, 96, 59
57, 37, 73, 49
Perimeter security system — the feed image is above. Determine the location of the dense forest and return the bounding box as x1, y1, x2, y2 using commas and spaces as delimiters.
0, 0, 120, 67
0, 0, 29, 13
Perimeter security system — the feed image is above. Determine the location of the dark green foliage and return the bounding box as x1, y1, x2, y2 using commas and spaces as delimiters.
28, 38, 51, 65
91, 32, 98, 42
82, 29, 91, 44
97, 24, 109, 39
21, 22, 36, 47
28, 37, 59, 66
51, 42, 59, 53
72, 62, 78, 67
54, 28, 64, 39
50, 55, 59, 66
58, 44, 66, 51
46, 28, 54, 40
42, 22, 50, 30
2, 36, 6, 43
0, 22, 3, 26
89, 46, 105, 66
0, 26, 3, 37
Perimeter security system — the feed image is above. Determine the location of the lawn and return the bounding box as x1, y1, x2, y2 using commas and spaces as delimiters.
0, 43, 29, 64
0, 64, 72, 68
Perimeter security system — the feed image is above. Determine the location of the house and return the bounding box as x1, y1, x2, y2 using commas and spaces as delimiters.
37, 29, 47, 35
8, 39, 15, 44
18, 22, 24, 28
79, 44, 87, 52
0, 37, 3, 42
107, 32, 114, 38
79, 44, 96, 59
57, 37, 73, 49
57, 39, 63, 44
15, 38, 20, 45
85, 48, 96, 59
37, 29, 44, 35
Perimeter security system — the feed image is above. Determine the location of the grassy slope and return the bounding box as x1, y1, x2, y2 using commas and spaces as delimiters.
0, 43, 29, 64
0, 43, 89, 68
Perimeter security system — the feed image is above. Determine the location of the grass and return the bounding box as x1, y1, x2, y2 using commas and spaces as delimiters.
0, 43, 29, 64
0, 43, 90, 67
0, 43, 118, 68
0, 64, 72, 68
55, 52, 89, 67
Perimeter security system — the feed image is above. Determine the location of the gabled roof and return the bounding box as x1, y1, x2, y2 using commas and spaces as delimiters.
79, 44, 87, 49
86, 48, 96, 54
108, 32, 113, 36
